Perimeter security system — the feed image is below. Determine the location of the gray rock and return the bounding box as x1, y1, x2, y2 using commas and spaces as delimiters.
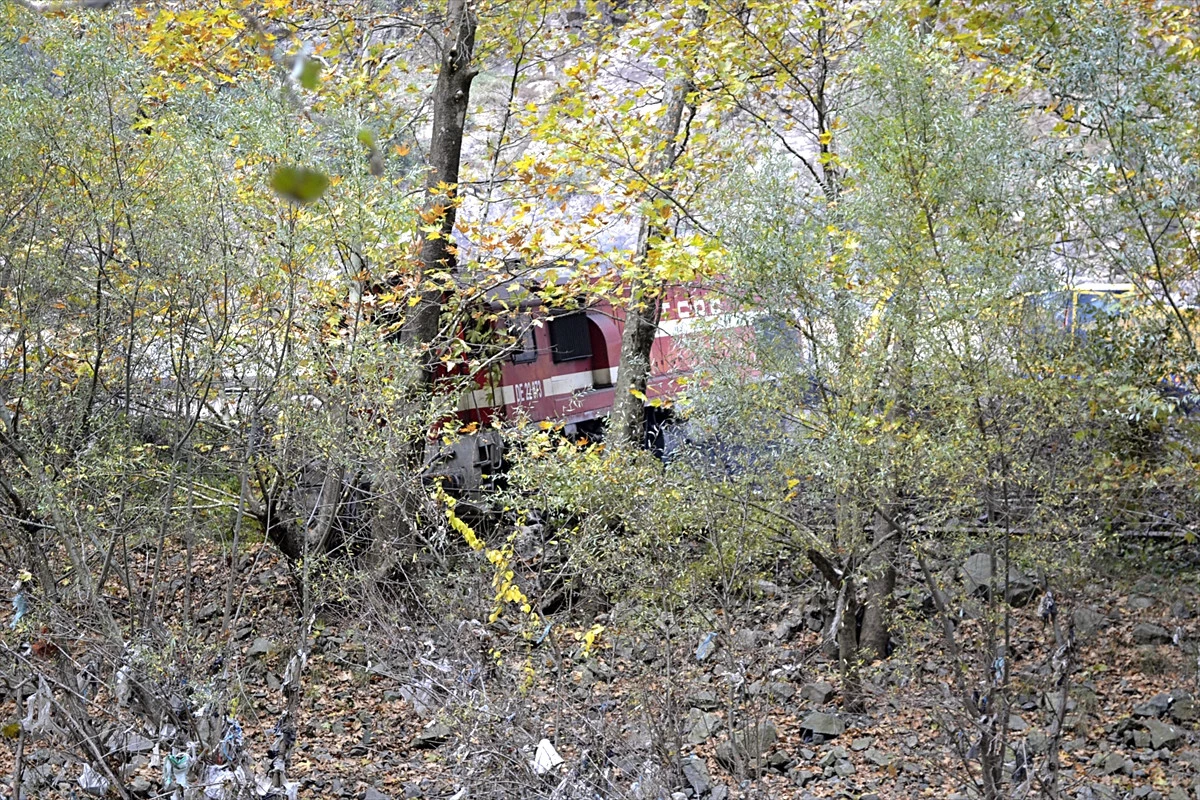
1072, 607, 1108, 640
800, 682, 835, 705
834, 761, 856, 777
755, 579, 783, 598
1128, 596, 1155, 610
799, 712, 845, 739
1169, 691, 1196, 723
1097, 752, 1130, 776
686, 709, 723, 744
1134, 694, 1172, 718
716, 720, 778, 773
961, 553, 1037, 606
865, 748, 893, 767
766, 751, 791, 771
413, 721, 451, 749
741, 719, 778, 759
766, 682, 796, 701
710, 785, 728, 800
731, 629, 761, 650
1170, 600, 1190, 619
587, 661, 615, 682
1132, 623, 1172, 646
1143, 718, 1182, 749
129, 777, 152, 797
791, 769, 816, 787
195, 603, 219, 622
960, 553, 991, 592
773, 618, 799, 641
118, 733, 155, 755
689, 690, 721, 711
246, 637, 276, 659
363, 789, 390, 800
681, 755, 711, 796
818, 747, 846, 767
850, 737, 873, 751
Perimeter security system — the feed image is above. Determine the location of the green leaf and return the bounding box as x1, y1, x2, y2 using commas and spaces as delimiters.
270, 166, 329, 204
298, 60, 321, 90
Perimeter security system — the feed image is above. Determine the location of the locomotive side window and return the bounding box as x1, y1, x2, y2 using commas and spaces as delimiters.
549, 312, 593, 363
508, 314, 538, 364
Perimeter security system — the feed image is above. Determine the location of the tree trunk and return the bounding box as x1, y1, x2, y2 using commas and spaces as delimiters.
837, 583, 863, 712
403, 0, 478, 387
610, 224, 661, 448
807, 548, 863, 712
859, 507, 897, 661
610, 8, 704, 448
860, 305, 914, 661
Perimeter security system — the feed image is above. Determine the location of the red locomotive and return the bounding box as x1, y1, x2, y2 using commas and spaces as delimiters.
428, 282, 738, 492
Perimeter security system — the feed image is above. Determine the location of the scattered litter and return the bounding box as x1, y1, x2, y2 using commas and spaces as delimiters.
220, 718, 244, 764
77, 764, 109, 796
10, 573, 29, 629
531, 738, 564, 775
201, 764, 235, 799
282, 650, 306, 689
163, 750, 191, 789
115, 664, 131, 708
23, 677, 57, 736
695, 632, 718, 661
400, 679, 438, 717
418, 655, 452, 673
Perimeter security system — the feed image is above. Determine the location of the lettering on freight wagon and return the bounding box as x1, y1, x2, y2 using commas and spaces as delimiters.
513, 380, 543, 403
661, 297, 723, 320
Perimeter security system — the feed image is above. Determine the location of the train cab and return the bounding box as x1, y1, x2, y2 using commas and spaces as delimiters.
425, 281, 732, 494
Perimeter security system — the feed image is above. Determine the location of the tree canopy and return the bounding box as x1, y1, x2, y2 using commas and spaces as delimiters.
1, 1, 1199, 798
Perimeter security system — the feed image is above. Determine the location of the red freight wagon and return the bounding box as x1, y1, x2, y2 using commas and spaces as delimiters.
427, 282, 743, 492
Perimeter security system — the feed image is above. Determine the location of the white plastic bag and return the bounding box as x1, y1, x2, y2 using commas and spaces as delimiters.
77, 764, 110, 796
531, 739, 564, 775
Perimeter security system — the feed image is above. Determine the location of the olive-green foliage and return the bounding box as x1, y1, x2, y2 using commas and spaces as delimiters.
504, 430, 776, 617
